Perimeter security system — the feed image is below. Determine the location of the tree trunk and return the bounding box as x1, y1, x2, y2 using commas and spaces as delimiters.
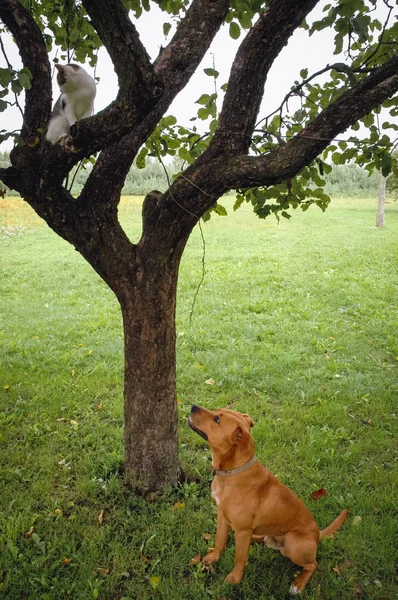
376, 174, 386, 228
120, 251, 182, 494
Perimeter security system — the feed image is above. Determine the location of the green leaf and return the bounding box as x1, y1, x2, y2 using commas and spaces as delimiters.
17, 68, 32, 90
0, 68, 13, 87
11, 80, 23, 94
196, 94, 210, 105
136, 148, 148, 169
239, 12, 252, 29
233, 194, 245, 211
197, 107, 209, 120
229, 22, 241, 40
162, 115, 177, 127
203, 68, 219, 78
163, 22, 172, 37
362, 113, 374, 127
381, 154, 392, 178
214, 203, 227, 216
0, 99, 7, 112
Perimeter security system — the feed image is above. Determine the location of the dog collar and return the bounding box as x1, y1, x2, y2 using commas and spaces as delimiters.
214, 455, 257, 477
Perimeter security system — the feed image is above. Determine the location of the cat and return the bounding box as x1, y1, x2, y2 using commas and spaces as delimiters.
46, 63, 96, 144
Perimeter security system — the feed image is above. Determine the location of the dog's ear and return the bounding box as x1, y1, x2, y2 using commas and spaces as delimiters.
242, 414, 254, 428
232, 426, 243, 444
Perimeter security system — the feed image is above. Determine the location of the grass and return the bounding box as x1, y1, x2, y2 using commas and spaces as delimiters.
1, 194, 397, 600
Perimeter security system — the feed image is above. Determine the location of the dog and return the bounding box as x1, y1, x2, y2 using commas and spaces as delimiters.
188, 404, 348, 594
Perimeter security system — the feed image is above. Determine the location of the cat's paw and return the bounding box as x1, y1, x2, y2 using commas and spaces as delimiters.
59, 134, 74, 150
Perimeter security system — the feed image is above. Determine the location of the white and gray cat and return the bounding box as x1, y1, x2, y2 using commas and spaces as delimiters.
46, 63, 96, 144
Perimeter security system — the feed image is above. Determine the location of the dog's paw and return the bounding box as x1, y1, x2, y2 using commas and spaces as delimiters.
289, 584, 301, 595
225, 570, 243, 584
202, 548, 220, 565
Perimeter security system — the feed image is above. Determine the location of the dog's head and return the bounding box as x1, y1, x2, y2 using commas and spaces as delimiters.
188, 404, 254, 468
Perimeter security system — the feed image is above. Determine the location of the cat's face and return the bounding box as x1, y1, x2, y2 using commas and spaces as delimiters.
55, 64, 87, 91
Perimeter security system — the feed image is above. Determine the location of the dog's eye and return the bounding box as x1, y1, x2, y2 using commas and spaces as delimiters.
213, 416, 220, 424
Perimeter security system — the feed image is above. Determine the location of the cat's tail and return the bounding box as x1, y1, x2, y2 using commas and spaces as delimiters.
320, 510, 348, 539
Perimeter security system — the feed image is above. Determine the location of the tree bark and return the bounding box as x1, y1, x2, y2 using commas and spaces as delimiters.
377, 174, 386, 228
119, 233, 186, 493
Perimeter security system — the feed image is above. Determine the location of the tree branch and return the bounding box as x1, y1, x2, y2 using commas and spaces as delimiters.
81, 0, 157, 101
154, 0, 230, 98
147, 53, 398, 240
0, 0, 52, 137
78, 0, 230, 210
36, 0, 232, 185
221, 54, 398, 188
206, 0, 320, 157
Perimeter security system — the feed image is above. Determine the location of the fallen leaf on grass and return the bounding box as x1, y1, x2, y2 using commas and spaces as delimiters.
189, 554, 202, 566
205, 378, 215, 385
94, 567, 110, 576
310, 488, 328, 500
203, 532, 212, 541
169, 502, 185, 511
352, 515, 362, 526
97, 403, 103, 409
140, 552, 150, 564
342, 559, 352, 569
54, 508, 62, 516
98, 509, 104, 525
63, 557, 71, 564
334, 559, 352, 576
25, 527, 34, 537
354, 580, 365, 597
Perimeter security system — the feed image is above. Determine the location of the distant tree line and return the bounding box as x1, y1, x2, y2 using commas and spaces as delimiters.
0, 151, 388, 199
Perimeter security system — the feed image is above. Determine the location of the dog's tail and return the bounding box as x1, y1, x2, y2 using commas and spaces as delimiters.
320, 509, 348, 540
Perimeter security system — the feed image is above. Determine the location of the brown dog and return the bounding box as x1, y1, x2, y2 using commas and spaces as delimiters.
188, 404, 348, 594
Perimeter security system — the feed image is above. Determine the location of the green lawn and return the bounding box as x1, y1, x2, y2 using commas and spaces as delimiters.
1, 195, 397, 600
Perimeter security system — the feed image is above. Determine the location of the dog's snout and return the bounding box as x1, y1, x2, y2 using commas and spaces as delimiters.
191, 404, 201, 414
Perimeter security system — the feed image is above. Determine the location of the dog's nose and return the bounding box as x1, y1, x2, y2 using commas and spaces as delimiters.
191, 404, 200, 413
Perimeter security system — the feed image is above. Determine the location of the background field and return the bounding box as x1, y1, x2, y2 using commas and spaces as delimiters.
1, 194, 397, 600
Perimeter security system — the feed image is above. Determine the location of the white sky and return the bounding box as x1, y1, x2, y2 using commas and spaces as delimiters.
0, 1, 394, 151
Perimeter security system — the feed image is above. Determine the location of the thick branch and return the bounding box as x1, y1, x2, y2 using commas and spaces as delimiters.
207, 0, 320, 157
37, 0, 231, 190
81, 0, 156, 100
79, 0, 230, 210
0, 0, 52, 137
154, 0, 230, 95
224, 54, 398, 188
144, 53, 398, 242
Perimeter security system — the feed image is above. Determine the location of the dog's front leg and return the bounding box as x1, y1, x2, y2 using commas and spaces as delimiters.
203, 508, 230, 565
225, 529, 253, 584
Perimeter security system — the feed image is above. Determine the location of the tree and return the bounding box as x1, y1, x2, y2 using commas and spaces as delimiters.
1, 0, 398, 494
376, 173, 386, 227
